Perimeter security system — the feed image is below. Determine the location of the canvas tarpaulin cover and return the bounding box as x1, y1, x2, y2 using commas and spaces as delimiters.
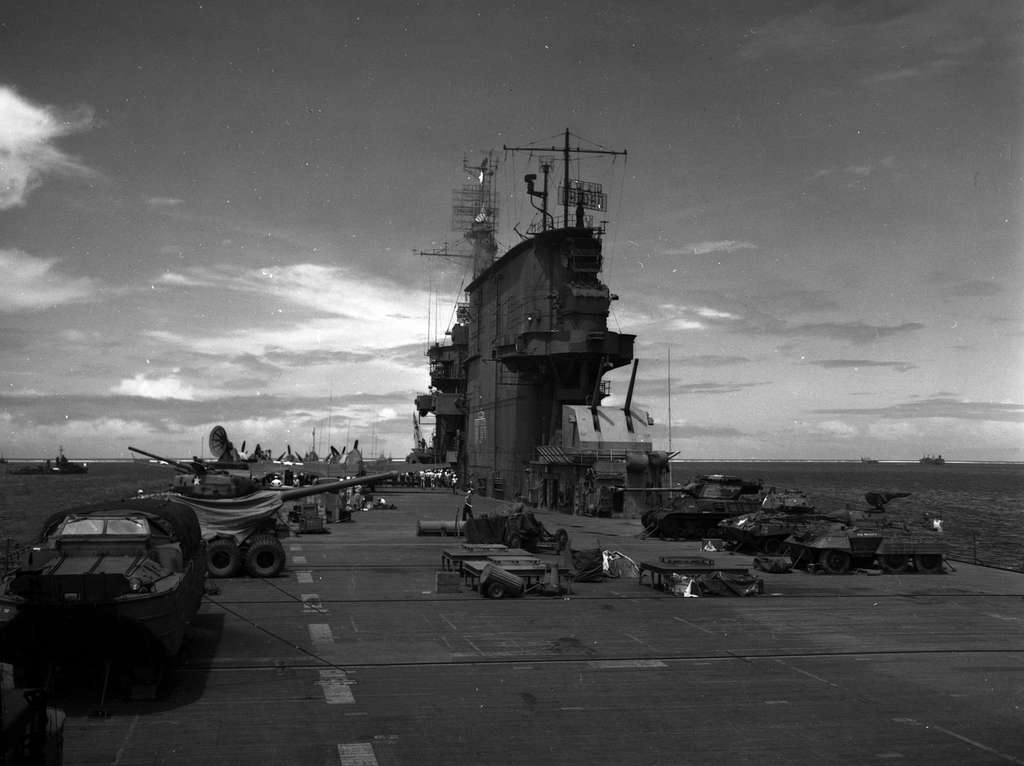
463, 516, 508, 545
165, 491, 286, 544
692, 571, 763, 597
753, 555, 793, 573
570, 548, 604, 582
462, 510, 559, 552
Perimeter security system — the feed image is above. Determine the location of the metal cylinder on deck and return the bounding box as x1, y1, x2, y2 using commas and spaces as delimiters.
416, 520, 463, 536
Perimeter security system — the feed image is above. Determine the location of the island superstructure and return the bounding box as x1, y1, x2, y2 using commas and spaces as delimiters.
416, 131, 672, 516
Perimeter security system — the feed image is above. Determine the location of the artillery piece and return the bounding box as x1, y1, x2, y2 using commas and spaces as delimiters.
130, 442, 396, 578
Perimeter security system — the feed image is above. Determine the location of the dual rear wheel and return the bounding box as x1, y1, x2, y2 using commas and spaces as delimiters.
206, 535, 286, 578
244, 534, 286, 578
206, 538, 242, 578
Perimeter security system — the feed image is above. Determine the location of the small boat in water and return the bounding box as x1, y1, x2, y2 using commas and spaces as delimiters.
0, 497, 206, 687
6, 447, 87, 475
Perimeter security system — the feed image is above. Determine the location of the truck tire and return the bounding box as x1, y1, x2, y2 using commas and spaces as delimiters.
819, 549, 851, 575
244, 534, 286, 578
914, 554, 944, 574
879, 554, 910, 573
485, 581, 506, 599
207, 538, 242, 578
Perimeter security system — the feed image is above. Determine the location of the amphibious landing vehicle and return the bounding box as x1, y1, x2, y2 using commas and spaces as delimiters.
0, 496, 206, 687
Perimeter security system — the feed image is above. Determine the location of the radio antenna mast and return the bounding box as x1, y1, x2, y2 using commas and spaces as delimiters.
504, 129, 627, 230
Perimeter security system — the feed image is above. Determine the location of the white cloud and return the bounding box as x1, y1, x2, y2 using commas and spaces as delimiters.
669, 318, 705, 331
0, 85, 95, 209
687, 240, 757, 256
111, 373, 199, 400
694, 306, 738, 320
152, 262, 431, 354
809, 419, 858, 437
0, 248, 98, 311
156, 272, 202, 286
145, 196, 184, 207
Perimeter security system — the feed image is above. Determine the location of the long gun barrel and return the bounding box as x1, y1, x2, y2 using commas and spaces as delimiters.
129, 445, 205, 475
278, 471, 399, 501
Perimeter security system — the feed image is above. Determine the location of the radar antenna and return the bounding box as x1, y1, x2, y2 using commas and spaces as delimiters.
418, 153, 499, 281
504, 129, 627, 232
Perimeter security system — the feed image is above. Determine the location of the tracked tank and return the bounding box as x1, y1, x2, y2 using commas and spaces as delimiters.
716, 488, 817, 554
783, 492, 947, 574
642, 474, 765, 539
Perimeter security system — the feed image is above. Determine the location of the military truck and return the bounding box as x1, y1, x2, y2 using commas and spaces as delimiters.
130, 445, 394, 578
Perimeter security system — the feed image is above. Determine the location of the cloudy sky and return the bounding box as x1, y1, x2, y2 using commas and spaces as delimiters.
1, 1, 1021, 462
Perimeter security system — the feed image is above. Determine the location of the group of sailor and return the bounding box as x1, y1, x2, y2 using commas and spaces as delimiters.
394, 469, 459, 489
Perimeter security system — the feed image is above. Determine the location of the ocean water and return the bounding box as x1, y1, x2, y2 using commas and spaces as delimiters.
0, 462, 172, 554
1, 460, 1021, 569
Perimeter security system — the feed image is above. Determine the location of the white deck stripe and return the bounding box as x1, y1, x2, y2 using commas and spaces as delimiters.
296, 570, 314, 583
301, 593, 327, 613
288, 544, 303, 551
319, 669, 355, 704
292, 555, 308, 564
337, 742, 377, 765
308, 623, 334, 645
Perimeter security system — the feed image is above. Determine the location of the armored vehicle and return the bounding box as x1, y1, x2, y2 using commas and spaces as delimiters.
0, 496, 206, 687
784, 492, 947, 574
717, 488, 817, 554
642, 474, 765, 539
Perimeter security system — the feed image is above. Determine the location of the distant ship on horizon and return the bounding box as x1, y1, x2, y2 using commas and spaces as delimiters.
860, 457, 879, 464
919, 454, 946, 465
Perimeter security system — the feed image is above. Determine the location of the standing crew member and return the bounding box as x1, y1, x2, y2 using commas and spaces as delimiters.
461, 488, 474, 521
